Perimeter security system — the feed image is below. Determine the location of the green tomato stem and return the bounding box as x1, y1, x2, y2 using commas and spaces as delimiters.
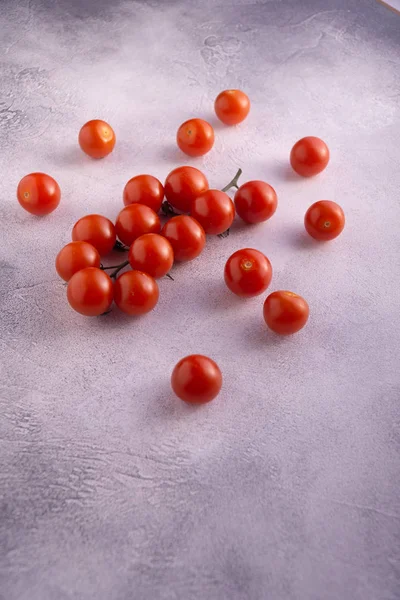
221, 168, 242, 192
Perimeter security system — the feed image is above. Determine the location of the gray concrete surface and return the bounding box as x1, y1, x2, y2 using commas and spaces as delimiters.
0, 1, 400, 598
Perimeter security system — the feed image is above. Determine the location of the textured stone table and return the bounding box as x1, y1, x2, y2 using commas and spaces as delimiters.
1, 1, 399, 599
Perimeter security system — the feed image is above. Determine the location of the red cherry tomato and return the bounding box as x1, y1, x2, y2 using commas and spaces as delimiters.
67, 267, 113, 316
263, 291, 309, 335
115, 204, 161, 247
17, 172, 61, 216
224, 248, 272, 297
290, 136, 329, 177
123, 174, 164, 212
214, 89, 250, 125
72, 214, 116, 256
128, 233, 174, 279
114, 270, 159, 316
304, 201, 345, 241
78, 119, 116, 159
56, 241, 101, 282
234, 181, 277, 224
176, 119, 214, 157
161, 216, 205, 262
164, 166, 209, 213
171, 355, 222, 404
191, 189, 235, 235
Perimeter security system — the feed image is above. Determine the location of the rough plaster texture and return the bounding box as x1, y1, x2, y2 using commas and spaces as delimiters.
0, 1, 400, 599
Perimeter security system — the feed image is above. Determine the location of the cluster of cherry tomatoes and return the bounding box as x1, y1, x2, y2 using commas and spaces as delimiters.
16, 89, 345, 404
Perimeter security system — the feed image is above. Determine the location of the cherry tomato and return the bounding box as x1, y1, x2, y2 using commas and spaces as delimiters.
56, 241, 101, 282
161, 216, 205, 262
304, 200, 345, 241
224, 248, 272, 297
191, 189, 235, 235
164, 166, 209, 213
176, 118, 214, 157
115, 204, 161, 247
72, 214, 116, 256
123, 174, 164, 212
234, 181, 277, 224
67, 267, 113, 316
114, 270, 159, 316
171, 355, 222, 404
214, 89, 250, 125
17, 172, 60, 216
128, 233, 174, 279
263, 291, 309, 335
290, 136, 329, 177
78, 119, 116, 159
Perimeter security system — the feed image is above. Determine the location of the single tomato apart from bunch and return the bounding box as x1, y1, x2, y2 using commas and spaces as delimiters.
176, 118, 214, 157
114, 270, 159, 316
290, 136, 329, 177
191, 189, 235, 235
171, 355, 222, 404
304, 200, 345, 241
72, 214, 116, 256
78, 119, 116, 159
67, 267, 113, 316
56, 241, 100, 282
234, 180, 277, 224
128, 233, 174, 279
224, 248, 272, 297
123, 174, 164, 212
161, 216, 205, 262
17, 172, 61, 216
115, 203, 161, 247
263, 291, 309, 335
214, 89, 250, 125
164, 166, 209, 213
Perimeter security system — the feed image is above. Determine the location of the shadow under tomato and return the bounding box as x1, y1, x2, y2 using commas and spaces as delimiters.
54, 145, 93, 167
258, 160, 301, 184
235, 313, 294, 351
158, 144, 187, 163
145, 383, 213, 422
198, 279, 256, 312
286, 226, 321, 250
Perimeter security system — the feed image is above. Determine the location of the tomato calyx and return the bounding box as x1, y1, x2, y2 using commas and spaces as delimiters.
114, 240, 130, 252
161, 201, 179, 217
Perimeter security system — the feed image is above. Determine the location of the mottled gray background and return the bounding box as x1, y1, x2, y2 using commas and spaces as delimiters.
1, 1, 400, 599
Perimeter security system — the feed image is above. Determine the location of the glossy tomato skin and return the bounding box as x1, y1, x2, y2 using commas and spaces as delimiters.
115, 204, 161, 247
78, 119, 116, 159
304, 201, 345, 241
17, 172, 61, 216
123, 175, 164, 212
56, 241, 101, 282
67, 267, 113, 316
234, 181, 277, 224
263, 291, 309, 335
191, 189, 235, 235
72, 214, 116, 256
176, 119, 214, 157
128, 233, 174, 279
290, 136, 329, 177
214, 89, 250, 125
161, 216, 205, 262
224, 248, 272, 297
171, 355, 222, 404
164, 166, 209, 213
114, 270, 159, 316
